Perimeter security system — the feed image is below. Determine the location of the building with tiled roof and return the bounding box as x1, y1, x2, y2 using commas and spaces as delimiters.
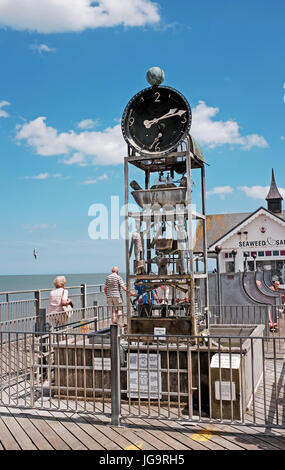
194, 170, 285, 281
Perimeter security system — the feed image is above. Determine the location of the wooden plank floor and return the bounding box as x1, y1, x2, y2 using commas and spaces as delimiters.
0, 325, 284, 450
0, 353, 284, 452
0, 400, 285, 451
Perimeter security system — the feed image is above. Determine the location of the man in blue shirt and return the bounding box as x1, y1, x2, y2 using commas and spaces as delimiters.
134, 281, 158, 317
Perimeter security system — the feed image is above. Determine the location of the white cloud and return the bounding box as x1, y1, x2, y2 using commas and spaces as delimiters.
206, 186, 234, 199
15, 99, 269, 167
191, 101, 268, 150
22, 223, 57, 232
77, 119, 98, 130
281, 136, 285, 141
29, 43, 56, 54
82, 173, 108, 185
0, 100, 10, 118
239, 185, 285, 200
16, 117, 126, 166
21, 172, 70, 180
61, 152, 88, 167
22, 172, 50, 180
0, 0, 160, 33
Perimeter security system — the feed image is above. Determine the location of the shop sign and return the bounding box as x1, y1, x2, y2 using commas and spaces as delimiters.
239, 237, 285, 248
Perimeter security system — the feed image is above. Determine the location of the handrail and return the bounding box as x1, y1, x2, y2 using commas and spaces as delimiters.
0, 283, 105, 296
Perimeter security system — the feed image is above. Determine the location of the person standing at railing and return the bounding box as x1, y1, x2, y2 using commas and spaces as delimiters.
104, 267, 136, 324
48, 276, 72, 328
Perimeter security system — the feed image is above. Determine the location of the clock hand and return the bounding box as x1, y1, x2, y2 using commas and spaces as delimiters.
149, 132, 163, 150
144, 109, 186, 129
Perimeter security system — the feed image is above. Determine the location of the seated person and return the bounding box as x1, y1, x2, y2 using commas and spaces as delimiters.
156, 285, 169, 318
134, 281, 158, 317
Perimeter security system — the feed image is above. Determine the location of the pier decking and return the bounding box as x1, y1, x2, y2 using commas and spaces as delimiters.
0, 401, 285, 451
0, 350, 284, 450
0, 308, 284, 451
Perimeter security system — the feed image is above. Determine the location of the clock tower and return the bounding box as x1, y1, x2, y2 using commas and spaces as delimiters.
121, 68, 209, 339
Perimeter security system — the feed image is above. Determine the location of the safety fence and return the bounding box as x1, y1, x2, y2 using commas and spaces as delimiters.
0, 323, 284, 429
0, 304, 127, 339
0, 283, 107, 323
209, 304, 282, 337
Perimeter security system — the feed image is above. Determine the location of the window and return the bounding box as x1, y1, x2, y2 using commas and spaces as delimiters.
273, 251, 279, 256
258, 251, 264, 257
265, 251, 272, 256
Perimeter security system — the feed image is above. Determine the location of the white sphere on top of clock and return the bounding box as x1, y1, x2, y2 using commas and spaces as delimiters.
146, 67, 165, 86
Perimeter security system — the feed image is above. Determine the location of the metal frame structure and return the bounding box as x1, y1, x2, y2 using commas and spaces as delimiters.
124, 134, 209, 336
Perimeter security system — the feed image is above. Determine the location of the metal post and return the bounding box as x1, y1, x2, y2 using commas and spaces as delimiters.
186, 137, 196, 338
231, 249, 237, 273
35, 290, 41, 316
243, 251, 249, 272
110, 324, 121, 426
35, 308, 46, 336
35, 290, 41, 331
252, 252, 257, 272
80, 283, 87, 309
93, 301, 98, 331
124, 155, 131, 333
215, 246, 222, 315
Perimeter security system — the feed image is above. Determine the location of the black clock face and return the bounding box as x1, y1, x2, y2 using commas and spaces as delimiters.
121, 86, 191, 156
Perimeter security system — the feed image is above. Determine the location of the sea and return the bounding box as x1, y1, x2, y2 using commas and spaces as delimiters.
0, 273, 124, 293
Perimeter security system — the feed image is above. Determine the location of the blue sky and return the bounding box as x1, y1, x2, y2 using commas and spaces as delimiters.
0, 0, 284, 274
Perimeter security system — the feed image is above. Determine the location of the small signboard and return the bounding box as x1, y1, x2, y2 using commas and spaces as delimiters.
93, 357, 111, 370
215, 381, 236, 401
210, 353, 240, 369
154, 327, 166, 341
127, 353, 161, 399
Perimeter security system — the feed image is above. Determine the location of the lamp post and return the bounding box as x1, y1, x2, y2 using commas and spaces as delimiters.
215, 245, 222, 313
243, 251, 249, 272
252, 252, 257, 271
231, 249, 237, 273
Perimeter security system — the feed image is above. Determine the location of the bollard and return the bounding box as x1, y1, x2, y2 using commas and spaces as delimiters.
110, 324, 121, 426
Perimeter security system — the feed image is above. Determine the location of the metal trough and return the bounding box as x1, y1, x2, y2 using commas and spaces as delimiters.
131, 187, 187, 208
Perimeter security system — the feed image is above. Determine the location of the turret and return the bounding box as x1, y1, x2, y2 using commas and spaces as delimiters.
266, 169, 283, 214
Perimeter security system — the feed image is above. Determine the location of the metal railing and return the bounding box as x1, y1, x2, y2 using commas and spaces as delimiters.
209, 304, 282, 336
0, 322, 284, 429
0, 283, 107, 322
119, 328, 285, 428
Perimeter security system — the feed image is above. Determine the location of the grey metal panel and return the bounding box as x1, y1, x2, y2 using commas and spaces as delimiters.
220, 273, 261, 306
206, 272, 269, 334
207, 273, 218, 306
243, 272, 277, 307
255, 271, 282, 304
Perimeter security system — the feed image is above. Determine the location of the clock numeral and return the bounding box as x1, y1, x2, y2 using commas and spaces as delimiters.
181, 114, 187, 124
155, 143, 160, 152
140, 97, 144, 103
129, 117, 135, 127
153, 92, 160, 102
